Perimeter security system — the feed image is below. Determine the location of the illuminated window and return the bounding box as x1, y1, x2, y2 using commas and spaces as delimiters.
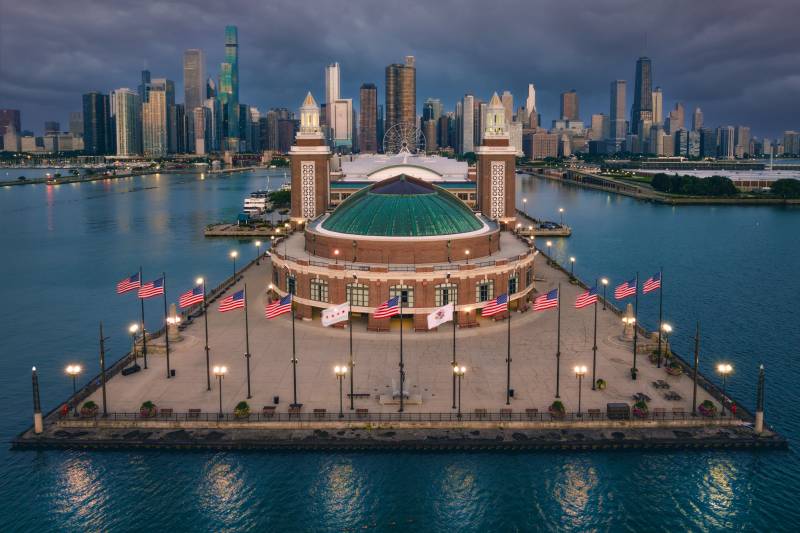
476, 280, 494, 303
310, 278, 328, 302
347, 283, 369, 307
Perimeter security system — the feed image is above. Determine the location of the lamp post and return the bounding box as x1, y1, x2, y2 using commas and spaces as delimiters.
600, 278, 608, 310
569, 256, 576, 278
335, 365, 347, 418
465, 249, 470, 264
522, 197, 528, 217
334, 249, 340, 265
284, 223, 290, 256
546, 240, 552, 263
65, 364, 82, 416
213, 365, 227, 418
230, 250, 238, 279
516, 223, 522, 234
254, 240, 262, 265
558, 207, 565, 226
197, 277, 211, 391
717, 363, 732, 415
660, 323, 673, 368
129, 323, 139, 365
574, 365, 587, 417
453, 365, 466, 419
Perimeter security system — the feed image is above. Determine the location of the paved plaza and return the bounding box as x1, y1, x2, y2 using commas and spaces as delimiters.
86, 253, 716, 416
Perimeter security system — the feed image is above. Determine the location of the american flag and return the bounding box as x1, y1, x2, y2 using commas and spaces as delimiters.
534, 288, 559, 311
575, 287, 598, 309
179, 285, 205, 308
265, 293, 292, 319
219, 289, 245, 312
138, 277, 165, 299
614, 279, 637, 299
643, 272, 661, 294
481, 293, 508, 317
373, 296, 400, 319
116, 272, 141, 294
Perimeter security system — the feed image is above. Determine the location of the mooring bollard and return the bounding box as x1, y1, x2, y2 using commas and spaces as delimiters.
32, 366, 43, 434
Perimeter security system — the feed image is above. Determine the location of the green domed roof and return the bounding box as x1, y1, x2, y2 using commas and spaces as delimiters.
321, 175, 482, 237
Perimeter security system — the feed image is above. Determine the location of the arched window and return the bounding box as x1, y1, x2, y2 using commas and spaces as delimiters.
389, 284, 414, 308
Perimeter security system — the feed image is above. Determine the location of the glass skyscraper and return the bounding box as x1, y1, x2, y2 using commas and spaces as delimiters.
631, 57, 653, 134
219, 25, 240, 151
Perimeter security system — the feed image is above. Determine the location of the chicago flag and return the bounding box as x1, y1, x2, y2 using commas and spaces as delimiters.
322, 302, 349, 327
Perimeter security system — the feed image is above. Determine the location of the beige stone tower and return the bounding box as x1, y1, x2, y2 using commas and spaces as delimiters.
475, 92, 517, 227
289, 92, 331, 222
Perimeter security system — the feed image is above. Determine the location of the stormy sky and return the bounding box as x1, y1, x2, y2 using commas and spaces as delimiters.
1, 0, 798, 138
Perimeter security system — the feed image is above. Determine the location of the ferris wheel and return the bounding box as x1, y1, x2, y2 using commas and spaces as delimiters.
382, 123, 426, 154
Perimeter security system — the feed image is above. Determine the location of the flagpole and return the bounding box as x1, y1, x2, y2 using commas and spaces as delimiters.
163, 272, 171, 379
139, 266, 148, 369
506, 291, 512, 405
99, 322, 108, 417
203, 279, 211, 391
656, 267, 663, 368
592, 278, 598, 390
349, 278, 355, 410
692, 321, 700, 415
244, 284, 252, 399
291, 293, 298, 407
399, 295, 404, 413
555, 282, 561, 398
632, 271, 639, 377
452, 304, 457, 410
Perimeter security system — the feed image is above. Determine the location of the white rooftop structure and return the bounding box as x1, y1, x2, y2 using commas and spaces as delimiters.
338, 153, 470, 182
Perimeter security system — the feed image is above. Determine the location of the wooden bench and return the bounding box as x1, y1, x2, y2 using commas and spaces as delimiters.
159, 408, 173, 418
313, 408, 327, 418
347, 393, 371, 399
652, 407, 666, 419
587, 408, 601, 420
525, 408, 539, 419
474, 408, 487, 419
188, 408, 201, 419
262, 406, 276, 418
356, 408, 369, 418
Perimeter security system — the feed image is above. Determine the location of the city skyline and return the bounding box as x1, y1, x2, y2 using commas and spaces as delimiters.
1, 0, 799, 138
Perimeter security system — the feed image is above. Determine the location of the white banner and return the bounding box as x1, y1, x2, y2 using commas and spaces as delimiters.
322, 302, 350, 327
427, 303, 454, 330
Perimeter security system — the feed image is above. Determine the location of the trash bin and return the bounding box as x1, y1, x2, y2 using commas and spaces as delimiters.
170, 369, 176, 377
273, 395, 279, 405
509, 389, 515, 398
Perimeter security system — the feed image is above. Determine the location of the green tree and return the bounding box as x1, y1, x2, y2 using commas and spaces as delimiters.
771, 178, 800, 198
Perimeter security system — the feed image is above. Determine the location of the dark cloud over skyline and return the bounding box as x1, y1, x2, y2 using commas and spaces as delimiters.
1, 0, 799, 137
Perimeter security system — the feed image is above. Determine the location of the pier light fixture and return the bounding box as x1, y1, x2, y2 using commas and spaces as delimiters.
522, 197, 528, 217
558, 207, 565, 226
230, 250, 238, 279
129, 323, 139, 364
65, 364, 82, 416
600, 278, 609, 310
574, 365, 587, 417
465, 249, 470, 264
569, 256, 576, 277
129, 323, 139, 334
196, 277, 204, 286
528, 225, 533, 231
453, 365, 466, 418
213, 365, 227, 417
622, 316, 636, 326
255, 240, 262, 264
335, 365, 348, 418
545, 240, 552, 261
516, 223, 522, 232
334, 248, 340, 264
717, 363, 733, 416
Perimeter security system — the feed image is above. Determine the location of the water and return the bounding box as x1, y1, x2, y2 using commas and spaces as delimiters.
1, 171, 798, 530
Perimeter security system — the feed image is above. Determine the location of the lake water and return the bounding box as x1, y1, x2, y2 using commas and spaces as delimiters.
0, 170, 798, 530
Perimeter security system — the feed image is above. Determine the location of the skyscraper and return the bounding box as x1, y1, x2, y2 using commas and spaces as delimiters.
501, 91, 514, 125
0, 109, 21, 135
114, 88, 142, 156
219, 25, 240, 151
631, 57, 653, 134
667, 102, 684, 134
142, 85, 167, 157
525, 84, 537, 126
718, 126, 735, 159
325, 63, 340, 115
609, 80, 626, 142
652, 87, 663, 125
692, 107, 703, 131
560, 90, 579, 121
359, 83, 378, 153
82, 92, 112, 155
385, 56, 416, 133
149, 78, 176, 152
138, 70, 151, 103
461, 94, 475, 154
69, 112, 83, 138
183, 49, 206, 113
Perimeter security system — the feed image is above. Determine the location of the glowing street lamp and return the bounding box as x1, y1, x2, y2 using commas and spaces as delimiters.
335, 365, 348, 418
717, 363, 733, 415
465, 249, 470, 264
600, 278, 609, 310
574, 365, 587, 417
65, 364, 82, 416
546, 240, 552, 262
254, 240, 262, 264
334, 248, 340, 265
569, 256, 576, 277
213, 365, 227, 417
230, 250, 238, 279
453, 365, 466, 418
660, 323, 673, 368
522, 197, 528, 217
129, 323, 139, 364
558, 207, 565, 226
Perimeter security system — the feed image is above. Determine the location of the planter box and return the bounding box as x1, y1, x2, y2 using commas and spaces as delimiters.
665, 366, 683, 376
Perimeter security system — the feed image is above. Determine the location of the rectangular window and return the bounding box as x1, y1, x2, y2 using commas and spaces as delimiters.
390, 285, 414, 308
310, 278, 328, 302
525, 267, 533, 287
287, 275, 296, 295
347, 283, 369, 307
272, 269, 279, 287
435, 283, 458, 307
476, 280, 494, 303
508, 276, 518, 295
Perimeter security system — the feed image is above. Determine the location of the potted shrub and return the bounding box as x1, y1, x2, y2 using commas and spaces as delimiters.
234, 401, 251, 419
632, 400, 649, 418
549, 400, 566, 419
140, 400, 157, 418
665, 361, 683, 376
596, 378, 607, 390
80, 400, 99, 418
698, 400, 717, 417
648, 351, 660, 365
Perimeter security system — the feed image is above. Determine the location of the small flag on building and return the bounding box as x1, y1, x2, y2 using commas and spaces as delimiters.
138, 277, 165, 299
534, 288, 559, 311
219, 289, 245, 312
322, 302, 349, 327
265, 293, 292, 319
373, 296, 400, 319
179, 285, 204, 308
614, 279, 637, 299
482, 293, 508, 317
575, 286, 598, 309
427, 302, 454, 329
643, 272, 661, 293
117, 272, 141, 294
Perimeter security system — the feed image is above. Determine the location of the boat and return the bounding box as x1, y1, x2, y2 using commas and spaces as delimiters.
243, 193, 270, 215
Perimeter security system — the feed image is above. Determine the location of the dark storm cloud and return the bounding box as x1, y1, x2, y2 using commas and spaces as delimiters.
1, 0, 798, 136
